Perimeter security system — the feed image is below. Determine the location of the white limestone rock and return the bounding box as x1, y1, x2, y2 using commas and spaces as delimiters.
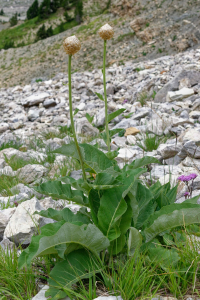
4, 197, 54, 245
0, 208, 16, 238
167, 88, 194, 102
17, 164, 49, 183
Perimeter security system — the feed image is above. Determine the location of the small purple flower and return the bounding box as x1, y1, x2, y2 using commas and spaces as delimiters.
14, 201, 18, 207
184, 192, 190, 196
189, 173, 198, 180
123, 99, 128, 104
183, 175, 192, 182
177, 175, 185, 181
178, 173, 198, 182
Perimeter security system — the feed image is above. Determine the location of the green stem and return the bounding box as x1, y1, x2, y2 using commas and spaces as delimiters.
103, 40, 110, 151
68, 55, 87, 181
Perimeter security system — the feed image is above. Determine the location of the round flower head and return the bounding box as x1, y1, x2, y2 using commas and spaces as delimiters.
98, 24, 114, 40
63, 35, 81, 55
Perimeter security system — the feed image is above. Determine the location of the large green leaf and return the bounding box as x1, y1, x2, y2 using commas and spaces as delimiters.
88, 189, 101, 226
108, 108, 126, 123
108, 234, 126, 255
46, 249, 101, 300
18, 221, 65, 269
136, 182, 154, 211
144, 203, 200, 242
98, 186, 127, 241
34, 207, 91, 225
19, 223, 109, 269
153, 182, 173, 209
54, 143, 120, 175
128, 227, 142, 255
166, 184, 178, 205
34, 181, 89, 206
119, 197, 133, 235
124, 156, 160, 171
98, 170, 145, 241
148, 246, 180, 270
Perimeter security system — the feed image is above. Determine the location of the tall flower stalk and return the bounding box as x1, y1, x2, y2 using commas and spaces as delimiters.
63, 36, 87, 181
99, 24, 114, 152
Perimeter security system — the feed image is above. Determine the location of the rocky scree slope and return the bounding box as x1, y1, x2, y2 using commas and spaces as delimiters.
1, 48, 200, 249
1, 0, 200, 87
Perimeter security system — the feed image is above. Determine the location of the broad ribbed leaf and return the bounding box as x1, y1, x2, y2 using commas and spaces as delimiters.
124, 156, 160, 171
108, 234, 126, 255
136, 201, 155, 229
46, 249, 101, 300
154, 182, 171, 209
88, 189, 101, 226
98, 186, 127, 241
34, 207, 90, 225
18, 221, 65, 269
34, 181, 88, 206
144, 203, 200, 242
108, 109, 126, 123
54, 143, 120, 176
166, 185, 178, 204
119, 197, 132, 235
149, 180, 162, 195
128, 227, 142, 255
136, 182, 154, 210
98, 170, 144, 241
19, 223, 109, 269
148, 246, 180, 270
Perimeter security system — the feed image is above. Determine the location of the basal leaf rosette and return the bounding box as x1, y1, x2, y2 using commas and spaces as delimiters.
98, 23, 114, 40
63, 35, 81, 55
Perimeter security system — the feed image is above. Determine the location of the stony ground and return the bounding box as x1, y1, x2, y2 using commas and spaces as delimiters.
0, 0, 200, 88
1, 45, 200, 300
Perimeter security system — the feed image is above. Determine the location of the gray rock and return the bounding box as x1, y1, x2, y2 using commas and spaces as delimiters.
11, 183, 43, 198
28, 108, 40, 121
43, 98, 56, 108
178, 141, 200, 159
76, 117, 99, 137
0, 208, 16, 239
22, 92, 49, 107
106, 84, 115, 95
180, 110, 189, 119
0, 123, 9, 133
0, 238, 15, 251
4, 197, 54, 245
154, 70, 200, 103
157, 143, 182, 159
167, 88, 194, 102
17, 164, 49, 183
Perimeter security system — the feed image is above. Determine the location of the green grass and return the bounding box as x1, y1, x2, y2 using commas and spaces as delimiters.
54, 228, 200, 300
53, 20, 77, 35
76, 17, 101, 34
0, 140, 23, 151
138, 92, 148, 107
0, 246, 38, 300
0, 15, 77, 50
0, 17, 39, 49
0, 175, 20, 197
136, 132, 168, 152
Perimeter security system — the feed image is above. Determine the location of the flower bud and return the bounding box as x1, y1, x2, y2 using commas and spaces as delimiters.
63, 35, 81, 55
98, 24, 114, 40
